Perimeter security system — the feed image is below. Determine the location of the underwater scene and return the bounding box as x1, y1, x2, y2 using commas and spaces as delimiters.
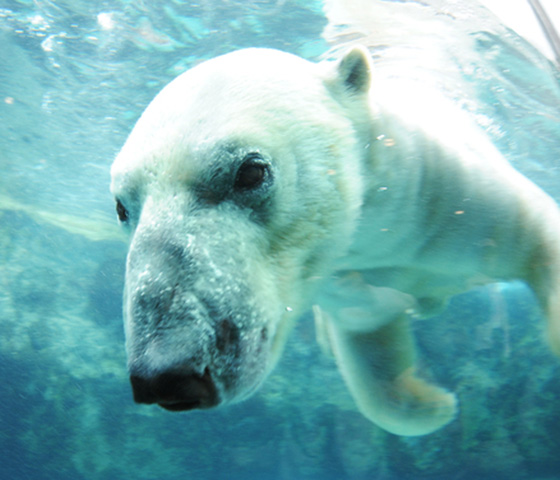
2, 0, 560, 479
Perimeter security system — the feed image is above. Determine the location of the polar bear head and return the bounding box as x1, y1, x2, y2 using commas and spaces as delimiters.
110, 48, 372, 411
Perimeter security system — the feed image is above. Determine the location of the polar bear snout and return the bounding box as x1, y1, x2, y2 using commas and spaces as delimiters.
130, 367, 218, 411
122, 214, 277, 408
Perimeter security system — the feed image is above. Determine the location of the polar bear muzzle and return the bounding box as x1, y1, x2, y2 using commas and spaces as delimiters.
130, 367, 218, 411
121, 196, 278, 411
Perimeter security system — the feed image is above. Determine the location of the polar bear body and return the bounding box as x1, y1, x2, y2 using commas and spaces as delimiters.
111, 47, 560, 436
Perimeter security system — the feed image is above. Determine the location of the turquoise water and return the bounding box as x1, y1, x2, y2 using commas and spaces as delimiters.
1, 1, 560, 479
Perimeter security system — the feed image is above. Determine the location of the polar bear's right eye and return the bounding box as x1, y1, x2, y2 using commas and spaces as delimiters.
115, 199, 129, 223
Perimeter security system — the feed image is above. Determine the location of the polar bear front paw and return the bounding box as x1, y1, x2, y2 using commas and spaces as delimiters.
348, 366, 458, 437
383, 368, 458, 436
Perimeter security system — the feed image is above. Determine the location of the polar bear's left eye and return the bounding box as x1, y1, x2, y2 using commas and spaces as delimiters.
234, 154, 268, 191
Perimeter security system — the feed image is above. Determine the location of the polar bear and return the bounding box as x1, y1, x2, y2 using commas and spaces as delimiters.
110, 47, 560, 436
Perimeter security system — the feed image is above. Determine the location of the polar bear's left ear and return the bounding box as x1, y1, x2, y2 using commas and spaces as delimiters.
334, 46, 372, 94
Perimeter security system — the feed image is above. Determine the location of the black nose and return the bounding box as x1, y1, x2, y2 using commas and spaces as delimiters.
130, 367, 218, 411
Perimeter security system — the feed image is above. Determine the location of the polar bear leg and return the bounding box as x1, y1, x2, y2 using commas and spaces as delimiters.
327, 311, 457, 436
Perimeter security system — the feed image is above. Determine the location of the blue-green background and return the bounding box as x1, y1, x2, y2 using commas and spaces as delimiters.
1, 1, 560, 479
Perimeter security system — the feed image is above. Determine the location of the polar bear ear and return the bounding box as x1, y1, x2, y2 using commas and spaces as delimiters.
335, 46, 372, 94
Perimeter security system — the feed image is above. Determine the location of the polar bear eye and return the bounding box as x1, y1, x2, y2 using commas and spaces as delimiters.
234, 154, 268, 190
115, 199, 129, 223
